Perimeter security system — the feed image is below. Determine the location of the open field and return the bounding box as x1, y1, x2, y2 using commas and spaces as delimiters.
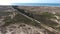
0, 6, 60, 34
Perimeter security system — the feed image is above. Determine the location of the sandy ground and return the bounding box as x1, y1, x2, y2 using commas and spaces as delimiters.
0, 23, 48, 34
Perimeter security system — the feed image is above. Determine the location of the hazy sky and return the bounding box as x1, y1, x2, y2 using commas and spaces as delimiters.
11, 0, 60, 3
0, 0, 60, 5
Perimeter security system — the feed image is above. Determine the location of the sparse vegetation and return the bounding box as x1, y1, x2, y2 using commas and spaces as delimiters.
41, 12, 55, 19
1, 6, 60, 34
32, 12, 59, 28
2, 11, 59, 28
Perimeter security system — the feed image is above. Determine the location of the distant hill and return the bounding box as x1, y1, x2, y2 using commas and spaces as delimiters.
0, 6, 15, 12
17, 6, 60, 14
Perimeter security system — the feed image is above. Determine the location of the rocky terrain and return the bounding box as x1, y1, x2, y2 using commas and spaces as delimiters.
0, 6, 60, 34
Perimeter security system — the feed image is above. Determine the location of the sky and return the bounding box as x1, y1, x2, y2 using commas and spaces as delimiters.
0, 0, 60, 5
12, 0, 60, 3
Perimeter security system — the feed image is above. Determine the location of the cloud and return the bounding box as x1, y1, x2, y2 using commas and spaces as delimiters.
0, 0, 12, 5
11, 0, 38, 3
12, 0, 60, 3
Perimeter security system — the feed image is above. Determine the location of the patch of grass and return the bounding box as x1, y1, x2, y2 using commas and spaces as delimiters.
33, 12, 59, 28
3, 16, 13, 26
3, 13, 33, 27
41, 12, 55, 19
2, 13, 42, 28
55, 26, 60, 31
0, 11, 13, 16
